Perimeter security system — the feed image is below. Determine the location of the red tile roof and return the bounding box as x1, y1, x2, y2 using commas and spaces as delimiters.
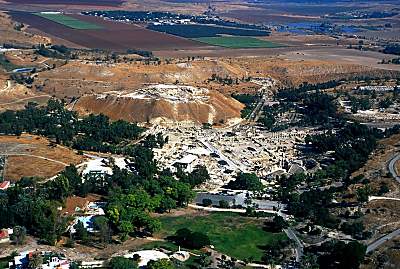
0, 230, 8, 239
0, 181, 10, 190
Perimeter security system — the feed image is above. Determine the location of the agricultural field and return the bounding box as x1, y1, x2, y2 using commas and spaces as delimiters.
156, 212, 287, 262
2, 0, 123, 6
147, 24, 270, 38
9, 12, 203, 51
195, 36, 284, 49
35, 13, 102, 30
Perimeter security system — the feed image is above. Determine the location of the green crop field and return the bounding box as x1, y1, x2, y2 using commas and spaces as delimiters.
194, 36, 284, 49
34, 13, 102, 30
157, 212, 287, 262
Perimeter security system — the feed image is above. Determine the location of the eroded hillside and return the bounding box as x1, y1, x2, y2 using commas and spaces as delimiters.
72, 84, 244, 125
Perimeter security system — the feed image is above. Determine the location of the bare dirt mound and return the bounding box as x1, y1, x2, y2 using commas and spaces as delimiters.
72, 84, 244, 125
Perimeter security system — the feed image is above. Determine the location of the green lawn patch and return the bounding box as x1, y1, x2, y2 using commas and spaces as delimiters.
157, 212, 287, 262
194, 36, 284, 49
35, 13, 102, 30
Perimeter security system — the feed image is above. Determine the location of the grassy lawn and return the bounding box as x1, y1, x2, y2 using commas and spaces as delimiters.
194, 36, 284, 49
34, 13, 102, 30
157, 212, 287, 262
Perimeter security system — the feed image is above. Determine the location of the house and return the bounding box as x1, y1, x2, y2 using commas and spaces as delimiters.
195, 192, 236, 207
9, 251, 70, 269
172, 154, 198, 172
42, 255, 69, 269
0, 228, 12, 244
9, 250, 33, 269
0, 181, 10, 191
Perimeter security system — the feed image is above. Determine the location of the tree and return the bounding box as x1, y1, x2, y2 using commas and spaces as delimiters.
266, 215, 288, 232
202, 198, 213, 207
94, 216, 111, 245
301, 253, 319, 269
184, 165, 210, 187
194, 252, 212, 268
319, 241, 366, 269
175, 182, 195, 206
62, 164, 82, 194
74, 220, 88, 242
11, 226, 26, 245
378, 184, 389, 195
108, 257, 138, 269
147, 259, 174, 269
158, 196, 176, 213
173, 228, 210, 249
118, 220, 133, 241
28, 253, 43, 269
227, 173, 263, 191
49, 174, 70, 201
219, 200, 229, 208
379, 98, 393, 109
357, 186, 371, 203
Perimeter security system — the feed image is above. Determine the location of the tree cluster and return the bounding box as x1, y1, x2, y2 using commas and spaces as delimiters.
0, 99, 143, 153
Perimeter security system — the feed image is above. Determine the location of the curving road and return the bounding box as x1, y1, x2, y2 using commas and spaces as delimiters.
284, 228, 304, 262
366, 153, 400, 253
388, 153, 400, 184
367, 229, 400, 253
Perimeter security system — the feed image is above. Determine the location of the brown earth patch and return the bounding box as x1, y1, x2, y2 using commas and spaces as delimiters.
32, 56, 391, 101
72, 89, 244, 125
62, 194, 102, 216
1, 134, 84, 182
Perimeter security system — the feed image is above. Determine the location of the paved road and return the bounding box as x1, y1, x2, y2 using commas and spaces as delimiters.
369, 196, 400, 202
366, 154, 400, 253
284, 228, 304, 262
199, 138, 246, 172
188, 204, 277, 214
367, 228, 400, 253
388, 153, 400, 184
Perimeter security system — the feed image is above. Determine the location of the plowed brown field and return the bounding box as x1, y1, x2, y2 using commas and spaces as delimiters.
9, 11, 204, 51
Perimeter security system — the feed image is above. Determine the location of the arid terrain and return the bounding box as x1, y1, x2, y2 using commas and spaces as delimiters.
0, 134, 84, 182
72, 85, 244, 125
0, 1, 400, 268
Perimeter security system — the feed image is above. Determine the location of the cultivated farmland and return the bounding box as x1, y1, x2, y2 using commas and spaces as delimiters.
195, 36, 284, 48
9, 12, 204, 51
35, 12, 102, 30
147, 24, 270, 38
3, 0, 123, 6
